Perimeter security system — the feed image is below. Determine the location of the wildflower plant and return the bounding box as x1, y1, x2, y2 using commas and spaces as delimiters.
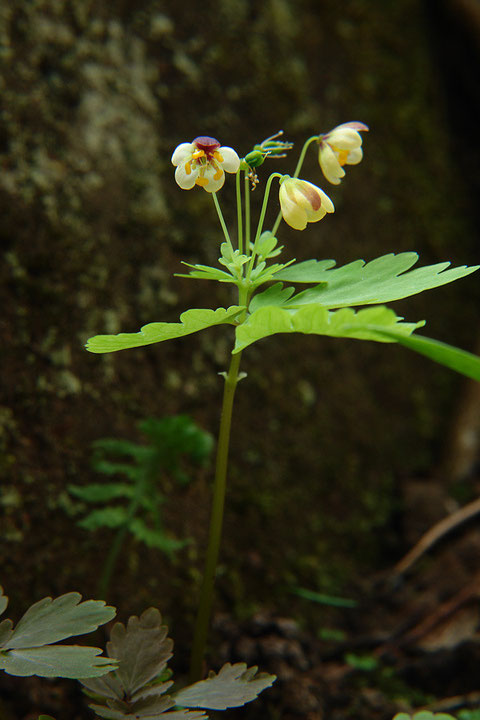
86, 124, 480, 682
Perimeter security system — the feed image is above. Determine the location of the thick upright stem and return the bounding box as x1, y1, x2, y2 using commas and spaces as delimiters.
189, 348, 243, 682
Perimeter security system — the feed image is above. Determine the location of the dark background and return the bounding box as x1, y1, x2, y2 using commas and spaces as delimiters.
1, 1, 480, 718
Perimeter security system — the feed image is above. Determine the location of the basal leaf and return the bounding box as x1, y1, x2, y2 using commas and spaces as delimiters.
81, 672, 125, 701
272, 253, 479, 307
4, 593, 116, 650
371, 328, 480, 381
0, 645, 116, 678
234, 304, 423, 353
106, 608, 173, 696
174, 662, 276, 710
86, 306, 244, 354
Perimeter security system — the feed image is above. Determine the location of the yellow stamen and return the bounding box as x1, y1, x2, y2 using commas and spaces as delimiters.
213, 151, 224, 162
192, 150, 205, 160
195, 177, 208, 187
213, 167, 223, 181
337, 150, 349, 166
185, 161, 192, 175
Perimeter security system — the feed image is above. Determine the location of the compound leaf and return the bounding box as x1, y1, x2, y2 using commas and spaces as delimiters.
0, 646, 116, 679
106, 608, 173, 696
174, 662, 276, 710
3, 592, 116, 650
271, 252, 478, 307
234, 305, 423, 353
86, 307, 244, 354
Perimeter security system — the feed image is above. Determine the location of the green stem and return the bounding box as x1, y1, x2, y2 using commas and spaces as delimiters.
244, 172, 251, 255
236, 171, 243, 254
189, 346, 244, 682
212, 193, 233, 250
271, 134, 319, 236
246, 172, 282, 280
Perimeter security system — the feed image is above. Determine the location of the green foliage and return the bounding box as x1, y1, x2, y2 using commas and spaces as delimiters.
273, 253, 478, 306
0, 586, 116, 678
394, 712, 457, 720
81, 607, 275, 719
234, 304, 424, 353
345, 652, 379, 672
292, 586, 357, 608
86, 307, 244, 353
70, 416, 213, 557
85, 247, 480, 379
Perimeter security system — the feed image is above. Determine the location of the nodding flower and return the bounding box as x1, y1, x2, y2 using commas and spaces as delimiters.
171, 136, 240, 193
317, 122, 369, 185
279, 176, 334, 231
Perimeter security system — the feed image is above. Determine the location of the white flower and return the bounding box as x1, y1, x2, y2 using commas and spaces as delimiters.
279, 176, 334, 231
171, 136, 240, 192
317, 122, 369, 185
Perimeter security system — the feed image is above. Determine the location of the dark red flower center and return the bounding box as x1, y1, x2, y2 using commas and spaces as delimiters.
193, 136, 221, 158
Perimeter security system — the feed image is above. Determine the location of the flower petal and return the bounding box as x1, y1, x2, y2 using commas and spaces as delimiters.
346, 147, 363, 165
327, 128, 363, 150
218, 146, 240, 173
175, 163, 198, 190
319, 144, 345, 185
171, 143, 194, 166
331, 121, 369, 133
201, 165, 226, 193
279, 182, 308, 230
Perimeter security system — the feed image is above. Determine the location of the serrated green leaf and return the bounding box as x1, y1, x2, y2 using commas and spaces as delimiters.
86, 306, 244, 354
105, 608, 173, 696
234, 305, 423, 353
272, 253, 479, 307
174, 662, 275, 710
271, 258, 337, 282
69, 483, 135, 503
371, 328, 480, 381
0, 645, 116, 678
249, 283, 296, 312
3, 593, 116, 650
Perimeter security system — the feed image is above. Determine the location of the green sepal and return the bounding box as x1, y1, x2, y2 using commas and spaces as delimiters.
271, 252, 478, 307
234, 305, 424, 353
86, 306, 245, 354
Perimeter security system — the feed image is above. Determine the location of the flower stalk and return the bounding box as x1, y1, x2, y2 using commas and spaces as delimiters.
189, 346, 244, 682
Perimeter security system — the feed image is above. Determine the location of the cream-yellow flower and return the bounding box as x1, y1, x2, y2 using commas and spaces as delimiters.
279, 176, 334, 230
317, 122, 369, 185
171, 136, 240, 193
